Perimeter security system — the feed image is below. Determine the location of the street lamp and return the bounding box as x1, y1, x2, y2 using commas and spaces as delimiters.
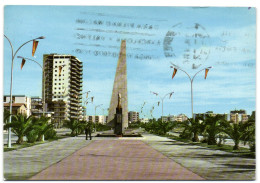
82, 92, 94, 120
150, 91, 174, 122
17, 56, 46, 116
4, 35, 45, 148
149, 101, 160, 120
170, 62, 212, 118
94, 104, 103, 131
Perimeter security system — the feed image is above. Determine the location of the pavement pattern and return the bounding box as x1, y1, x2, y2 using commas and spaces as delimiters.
4, 131, 255, 180
4, 136, 92, 180
30, 139, 203, 180
142, 133, 255, 180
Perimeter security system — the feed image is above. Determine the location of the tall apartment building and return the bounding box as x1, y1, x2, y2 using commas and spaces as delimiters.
43, 54, 83, 123
128, 111, 139, 123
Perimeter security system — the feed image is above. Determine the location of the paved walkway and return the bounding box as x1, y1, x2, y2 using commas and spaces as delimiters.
30, 139, 203, 180
4, 132, 255, 180
4, 136, 92, 180
142, 133, 255, 180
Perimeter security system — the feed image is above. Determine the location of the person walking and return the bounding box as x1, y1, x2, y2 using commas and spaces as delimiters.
85, 121, 93, 140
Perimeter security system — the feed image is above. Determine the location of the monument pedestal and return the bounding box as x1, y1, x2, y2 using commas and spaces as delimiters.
114, 107, 124, 135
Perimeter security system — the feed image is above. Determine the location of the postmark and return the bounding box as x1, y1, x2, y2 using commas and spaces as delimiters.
163, 23, 211, 69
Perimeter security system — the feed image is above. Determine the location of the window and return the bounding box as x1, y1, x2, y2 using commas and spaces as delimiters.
55, 83, 57, 85
55, 70, 57, 72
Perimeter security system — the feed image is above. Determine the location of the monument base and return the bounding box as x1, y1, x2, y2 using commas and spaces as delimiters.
96, 129, 142, 137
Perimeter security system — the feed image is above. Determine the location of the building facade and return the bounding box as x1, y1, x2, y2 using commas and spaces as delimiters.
193, 111, 228, 121
128, 111, 139, 123
43, 54, 83, 123
161, 114, 188, 122
140, 118, 149, 123
3, 95, 31, 116
228, 110, 248, 123
87, 115, 107, 124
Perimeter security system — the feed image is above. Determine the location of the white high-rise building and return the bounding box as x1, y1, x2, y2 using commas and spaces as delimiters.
43, 54, 83, 123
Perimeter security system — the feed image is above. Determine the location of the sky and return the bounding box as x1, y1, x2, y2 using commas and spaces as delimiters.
3, 6, 256, 118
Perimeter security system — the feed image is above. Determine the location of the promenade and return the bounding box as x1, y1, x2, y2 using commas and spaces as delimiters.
4, 132, 255, 180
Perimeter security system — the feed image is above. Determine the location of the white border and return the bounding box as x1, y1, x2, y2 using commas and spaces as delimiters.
0, 1, 258, 183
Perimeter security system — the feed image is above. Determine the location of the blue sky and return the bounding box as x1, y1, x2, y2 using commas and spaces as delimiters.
3, 6, 256, 118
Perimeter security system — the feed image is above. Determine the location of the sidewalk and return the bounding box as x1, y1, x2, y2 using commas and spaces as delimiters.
4, 132, 255, 180
30, 139, 203, 180
4, 135, 92, 180
142, 133, 255, 180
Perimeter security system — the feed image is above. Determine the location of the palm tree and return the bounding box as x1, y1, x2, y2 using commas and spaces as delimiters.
3, 108, 11, 124
64, 119, 84, 136
180, 118, 204, 142
204, 115, 224, 145
31, 116, 53, 141
241, 120, 255, 152
220, 120, 246, 150
4, 114, 33, 144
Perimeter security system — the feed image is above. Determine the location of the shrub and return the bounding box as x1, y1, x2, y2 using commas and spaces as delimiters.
44, 129, 57, 140
26, 129, 38, 143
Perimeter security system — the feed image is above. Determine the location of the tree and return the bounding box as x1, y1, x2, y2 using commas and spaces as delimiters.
143, 119, 176, 136
241, 120, 255, 152
204, 115, 224, 145
4, 114, 33, 144
220, 120, 246, 150
64, 119, 85, 136
31, 116, 53, 141
3, 108, 11, 124
179, 118, 204, 142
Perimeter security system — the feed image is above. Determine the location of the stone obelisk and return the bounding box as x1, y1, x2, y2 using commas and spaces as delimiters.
107, 40, 128, 129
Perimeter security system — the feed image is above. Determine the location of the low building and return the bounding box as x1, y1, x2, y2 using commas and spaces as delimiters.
4, 95, 31, 116
140, 118, 149, 123
193, 111, 228, 121
175, 114, 188, 122
4, 103, 27, 116
87, 115, 107, 124
128, 111, 139, 123
227, 109, 248, 123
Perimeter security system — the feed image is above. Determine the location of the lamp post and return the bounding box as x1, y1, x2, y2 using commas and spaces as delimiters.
94, 104, 103, 131
82, 91, 93, 121
149, 101, 159, 120
17, 56, 45, 116
170, 63, 212, 118
4, 35, 45, 148
150, 91, 174, 122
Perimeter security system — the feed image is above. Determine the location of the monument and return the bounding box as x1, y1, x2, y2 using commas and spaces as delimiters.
114, 93, 123, 135
107, 40, 128, 131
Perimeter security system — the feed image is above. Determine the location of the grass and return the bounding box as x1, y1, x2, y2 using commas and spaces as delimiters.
166, 134, 255, 158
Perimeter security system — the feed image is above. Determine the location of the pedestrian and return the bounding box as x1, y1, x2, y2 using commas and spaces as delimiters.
85, 122, 93, 140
